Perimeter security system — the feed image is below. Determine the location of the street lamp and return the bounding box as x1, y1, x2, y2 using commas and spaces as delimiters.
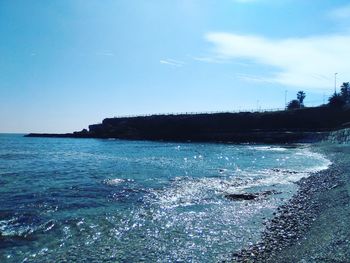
334, 73, 338, 94
284, 90, 288, 109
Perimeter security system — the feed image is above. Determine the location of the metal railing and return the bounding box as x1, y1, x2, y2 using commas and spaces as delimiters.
112, 108, 286, 119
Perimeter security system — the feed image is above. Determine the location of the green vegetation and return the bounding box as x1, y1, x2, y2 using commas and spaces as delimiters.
287, 99, 301, 110
328, 93, 346, 108
297, 91, 306, 106
328, 82, 350, 108
287, 90, 306, 110
287, 82, 350, 110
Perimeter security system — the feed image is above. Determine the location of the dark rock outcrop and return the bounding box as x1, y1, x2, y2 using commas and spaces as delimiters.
26, 106, 350, 143
225, 190, 281, 201
225, 193, 258, 201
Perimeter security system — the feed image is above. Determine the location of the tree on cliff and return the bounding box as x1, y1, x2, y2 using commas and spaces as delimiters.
328, 82, 350, 107
328, 92, 346, 108
297, 91, 306, 107
287, 91, 306, 110
340, 82, 350, 103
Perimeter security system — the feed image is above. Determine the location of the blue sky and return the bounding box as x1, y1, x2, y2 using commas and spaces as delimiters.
1, 0, 350, 133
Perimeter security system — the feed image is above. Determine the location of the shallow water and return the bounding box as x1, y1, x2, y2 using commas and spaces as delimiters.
0, 134, 331, 262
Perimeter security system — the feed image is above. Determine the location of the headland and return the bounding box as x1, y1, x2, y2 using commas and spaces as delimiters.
26, 106, 350, 144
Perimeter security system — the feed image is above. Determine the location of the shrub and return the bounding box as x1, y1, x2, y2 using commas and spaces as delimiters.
287, 100, 301, 110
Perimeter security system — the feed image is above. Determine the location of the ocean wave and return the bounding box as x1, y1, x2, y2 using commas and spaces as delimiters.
147, 147, 331, 209
294, 148, 332, 173
0, 215, 55, 238
149, 175, 260, 209
247, 146, 288, 152
103, 178, 127, 186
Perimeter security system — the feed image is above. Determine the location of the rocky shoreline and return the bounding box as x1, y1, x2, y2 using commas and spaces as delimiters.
229, 145, 349, 262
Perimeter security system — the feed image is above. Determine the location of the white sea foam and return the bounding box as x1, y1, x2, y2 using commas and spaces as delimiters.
150, 147, 332, 209
294, 149, 332, 173
248, 146, 288, 152
0, 218, 36, 237
152, 178, 230, 208
151, 174, 260, 209
243, 149, 330, 189
104, 178, 126, 186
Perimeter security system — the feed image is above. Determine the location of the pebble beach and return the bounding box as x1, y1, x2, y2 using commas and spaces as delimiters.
231, 143, 350, 262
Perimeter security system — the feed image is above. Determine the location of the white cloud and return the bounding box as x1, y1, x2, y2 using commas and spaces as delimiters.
205, 32, 350, 90
160, 58, 185, 67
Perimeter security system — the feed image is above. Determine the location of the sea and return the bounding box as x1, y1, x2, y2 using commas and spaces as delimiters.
0, 134, 331, 262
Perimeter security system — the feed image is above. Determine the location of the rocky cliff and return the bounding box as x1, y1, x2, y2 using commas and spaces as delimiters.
26, 106, 350, 143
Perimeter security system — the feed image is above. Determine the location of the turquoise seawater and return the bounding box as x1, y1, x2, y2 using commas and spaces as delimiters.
0, 134, 331, 262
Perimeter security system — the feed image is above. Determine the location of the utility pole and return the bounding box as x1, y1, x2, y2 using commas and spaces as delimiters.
334, 73, 338, 94
284, 90, 288, 109
323, 92, 325, 105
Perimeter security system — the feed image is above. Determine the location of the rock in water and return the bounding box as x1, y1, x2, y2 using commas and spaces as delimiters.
224, 190, 281, 201
224, 193, 258, 201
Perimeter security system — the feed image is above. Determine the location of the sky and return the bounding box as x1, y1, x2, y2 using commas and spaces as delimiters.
1, 0, 350, 133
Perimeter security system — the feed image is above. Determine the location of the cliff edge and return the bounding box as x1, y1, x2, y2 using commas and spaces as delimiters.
26, 106, 350, 143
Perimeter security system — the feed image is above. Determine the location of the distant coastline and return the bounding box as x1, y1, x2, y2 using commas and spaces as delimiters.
26, 106, 350, 144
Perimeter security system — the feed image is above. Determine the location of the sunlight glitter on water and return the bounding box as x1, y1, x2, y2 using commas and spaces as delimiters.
0, 135, 331, 262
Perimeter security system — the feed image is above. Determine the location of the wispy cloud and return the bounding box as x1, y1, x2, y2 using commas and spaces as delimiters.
192, 55, 250, 66
96, 51, 115, 57
160, 58, 185, 67
329, 4, 350, 20
232, 0, 261, 3
205, 32, 350, 90
192, 56, 228, 64
235, 73, 272, 83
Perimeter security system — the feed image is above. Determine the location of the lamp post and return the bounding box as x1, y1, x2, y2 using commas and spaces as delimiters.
323, 92, 325, 105
334, 73, 338, 94
284, 90, 288, 109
